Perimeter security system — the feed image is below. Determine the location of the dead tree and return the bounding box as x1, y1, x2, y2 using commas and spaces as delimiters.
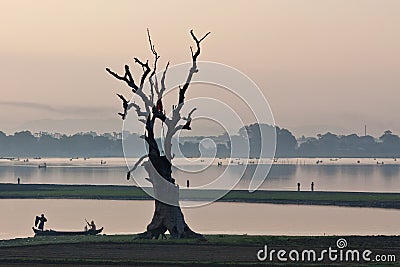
106, 29, 210, 239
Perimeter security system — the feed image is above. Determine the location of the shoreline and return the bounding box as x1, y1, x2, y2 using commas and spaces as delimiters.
1, 183, 400, 209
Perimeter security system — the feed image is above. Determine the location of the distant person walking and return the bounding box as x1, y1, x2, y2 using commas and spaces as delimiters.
17, 177, 20, 185
35, 214, 47, 231
186, 179, 190, 188
297, 182, 301, 192
311, 182, 314, 192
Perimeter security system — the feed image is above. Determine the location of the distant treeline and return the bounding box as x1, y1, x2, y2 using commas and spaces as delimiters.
240, 124, 400, 158
0, 124, 399, 158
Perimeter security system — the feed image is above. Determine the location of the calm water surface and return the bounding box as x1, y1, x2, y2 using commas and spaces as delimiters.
0, 157, 399, 192
0, 199, 399, 240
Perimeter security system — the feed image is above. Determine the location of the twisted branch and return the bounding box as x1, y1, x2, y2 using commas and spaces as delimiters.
127, 154, 148, 180
147, 29, 160, 104
163, 30, 210, 159
107, 29, 210, 162
159, 62, 169, 99
106, 66, 138, 91
178, 30, 210, 105
174, 108, 197, 132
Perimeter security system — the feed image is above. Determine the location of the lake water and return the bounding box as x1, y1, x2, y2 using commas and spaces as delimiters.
0, 199, 399, 240
1, 157, 399, 192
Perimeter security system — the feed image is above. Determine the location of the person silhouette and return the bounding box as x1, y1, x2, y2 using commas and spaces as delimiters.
86, 220, 96, 231
297, 182, 301, 192
311, 182, 314, 192
35, 214, 47, 231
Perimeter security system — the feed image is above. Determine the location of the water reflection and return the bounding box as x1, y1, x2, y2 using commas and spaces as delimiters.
0, 199, 399, 240
0, 161, 400, 192
380, 165, 400, 179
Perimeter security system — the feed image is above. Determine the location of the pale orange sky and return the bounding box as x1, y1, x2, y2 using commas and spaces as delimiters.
0, 0, 399, 136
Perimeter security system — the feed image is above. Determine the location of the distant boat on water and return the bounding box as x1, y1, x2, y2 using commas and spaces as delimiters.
0, 157, 16, 160
38, 163, 47, 168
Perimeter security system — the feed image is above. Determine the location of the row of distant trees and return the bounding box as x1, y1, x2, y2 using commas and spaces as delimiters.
240, 124, 400, 158
0, 131, 123, 157
0, 125, 399, 158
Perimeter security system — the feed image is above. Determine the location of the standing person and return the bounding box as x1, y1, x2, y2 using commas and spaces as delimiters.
297, 182, 301, 192
311, 182, 314, 192
17, 177, 20, 184
35, 214, 47, 231
186, 179, 190, 188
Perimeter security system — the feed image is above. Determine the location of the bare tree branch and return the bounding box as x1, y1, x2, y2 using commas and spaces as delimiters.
160, 62, 169, 98
127, 154, 148, 180
174, 108, 197, 132
106, 61, 153, 114
133, 58, 151, 90
163, 30, 210, 159
147, 28, 160, 104
106, 66, 139, 91
178, 30, 211, 105
107, 29, 209, 162
128, 101, 148, 119
116, 93, 129, 120
183, 107, 197, 121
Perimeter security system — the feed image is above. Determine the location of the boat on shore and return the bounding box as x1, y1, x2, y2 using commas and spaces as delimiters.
32, 227, 103, 236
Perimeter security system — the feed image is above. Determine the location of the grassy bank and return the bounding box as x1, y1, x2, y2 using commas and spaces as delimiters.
1, 183, 400, 209
0, 235, 398, 266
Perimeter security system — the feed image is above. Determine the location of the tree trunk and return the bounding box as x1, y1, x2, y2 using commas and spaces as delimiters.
136, 156, 204, 239
107, 30, 210, 240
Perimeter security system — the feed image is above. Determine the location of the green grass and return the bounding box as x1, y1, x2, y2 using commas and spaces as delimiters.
0, 234, 398, 248
1, 183, 400, 209
0, 234, 314, 247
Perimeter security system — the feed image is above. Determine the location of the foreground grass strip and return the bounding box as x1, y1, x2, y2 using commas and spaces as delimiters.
0, 235, 398, 267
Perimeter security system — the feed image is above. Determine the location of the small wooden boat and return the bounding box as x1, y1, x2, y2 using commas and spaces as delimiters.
32, 227, 103, 236
38, 163, 47, 168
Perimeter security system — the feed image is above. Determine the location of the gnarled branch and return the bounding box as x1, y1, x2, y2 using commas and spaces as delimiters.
178, 30, 211, 105
133, 58, 151, 91
106, 66, 139, 91
174, 108, 197, 132
107, 29, 210, 162
128, 101, 148, 119
147, 29, 160, 104
159, 62, 169, 98
116, 93, 129, 120
127, 154, 149, 180
163, 30, 210, 159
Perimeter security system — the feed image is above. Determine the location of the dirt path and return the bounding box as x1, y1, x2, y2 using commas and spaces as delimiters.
0, 236, 399, 266
0, 242, 261, 266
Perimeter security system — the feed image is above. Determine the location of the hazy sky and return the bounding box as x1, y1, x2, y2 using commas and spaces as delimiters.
0, 0, 399, 137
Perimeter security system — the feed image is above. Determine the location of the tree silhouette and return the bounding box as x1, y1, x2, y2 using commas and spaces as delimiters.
106, 29, 210, 239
